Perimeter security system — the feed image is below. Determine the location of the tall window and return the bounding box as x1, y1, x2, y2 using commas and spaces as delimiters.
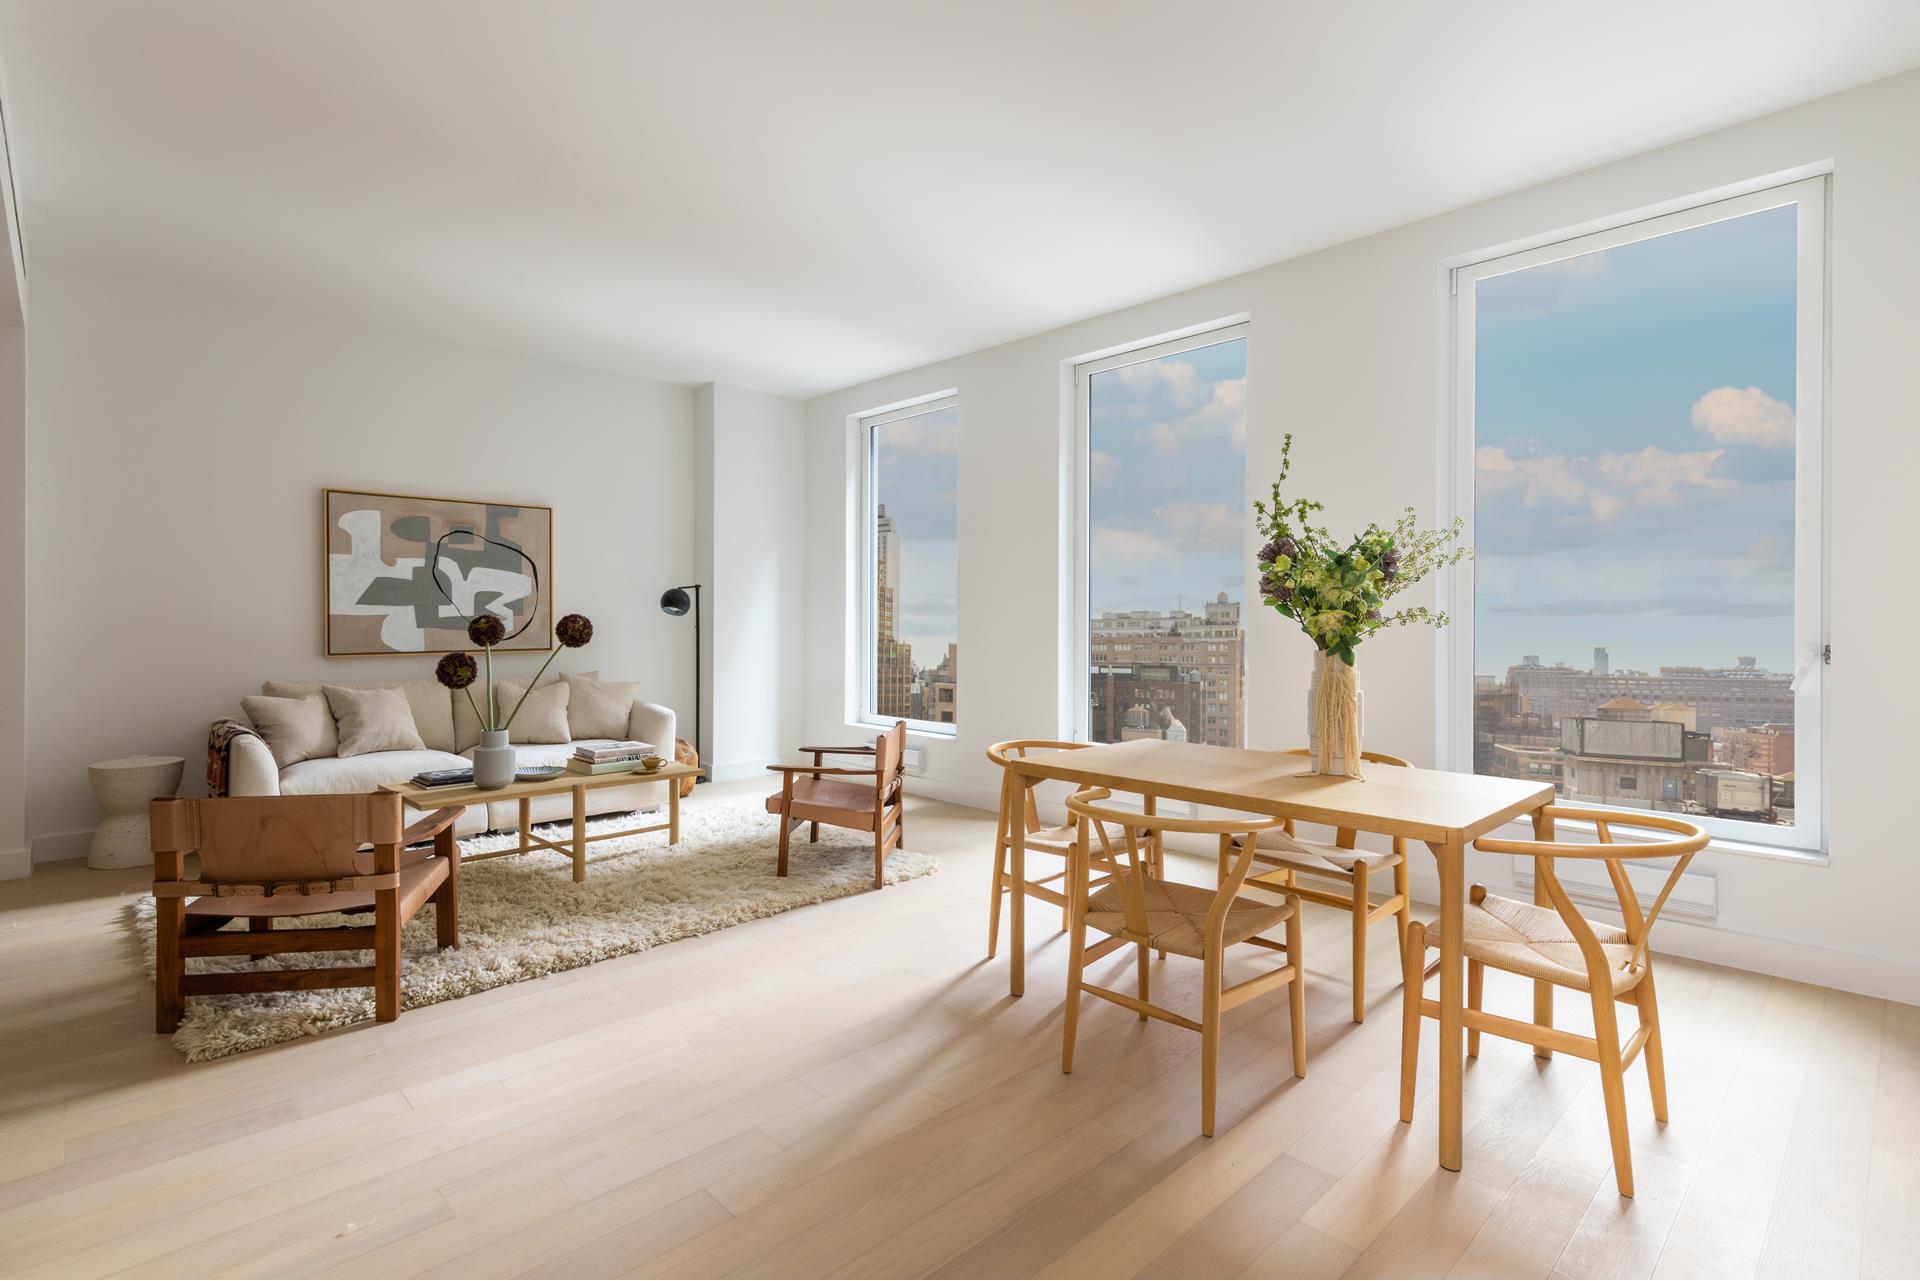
1077, 326, 1248, 747
1451, 178, 1825, 849
861, 396, 958, 731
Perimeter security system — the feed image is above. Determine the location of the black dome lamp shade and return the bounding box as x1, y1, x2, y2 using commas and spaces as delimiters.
658, 584, 702, 778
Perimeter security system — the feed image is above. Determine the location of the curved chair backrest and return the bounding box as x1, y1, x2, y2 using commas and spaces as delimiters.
1474, 805, 1708, 978
1065, 786, 1289, 947
987, 739, 1092, 835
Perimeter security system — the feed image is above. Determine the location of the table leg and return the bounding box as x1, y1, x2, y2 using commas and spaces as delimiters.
1010, 780, 1027, 998
518, 797, 530, 855
1431, 831, 1466, 1171
1531, 805, 1556, 1058
571, 785, 587, 883
669, 776, 681, 844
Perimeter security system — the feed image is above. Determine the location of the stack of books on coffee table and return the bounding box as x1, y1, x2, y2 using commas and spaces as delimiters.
566, 741, 657, 775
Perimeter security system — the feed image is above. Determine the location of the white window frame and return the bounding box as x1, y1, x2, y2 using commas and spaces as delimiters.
1440, 175, 1828, 857
855, 392, 960, 736
1070, 320, 1250, 745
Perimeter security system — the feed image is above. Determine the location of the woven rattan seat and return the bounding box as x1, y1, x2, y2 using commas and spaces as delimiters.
1250, 827, 1404, 876
1084, 878, 1294, 959
1439, 892, 1640, 994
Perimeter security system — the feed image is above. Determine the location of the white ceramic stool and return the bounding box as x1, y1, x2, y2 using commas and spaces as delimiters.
87, 755, 185, 870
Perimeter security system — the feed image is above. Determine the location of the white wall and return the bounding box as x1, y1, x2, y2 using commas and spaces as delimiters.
25, 260, 699, 858
0, 89, 27, 879
693, 383, 806, 780
803, 71, 1920, 1001
0, 327, 23, 879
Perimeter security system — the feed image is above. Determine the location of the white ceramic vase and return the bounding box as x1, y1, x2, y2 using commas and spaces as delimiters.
1305, 649, 1365, 776
472, 729, 515, 789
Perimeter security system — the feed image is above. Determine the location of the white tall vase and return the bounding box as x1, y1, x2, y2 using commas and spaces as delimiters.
472, 729, 515, 789
1305, 649, 1365, 777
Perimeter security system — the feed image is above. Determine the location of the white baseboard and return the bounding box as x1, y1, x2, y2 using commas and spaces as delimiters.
904, 776, 1001, 812
32, 829, 89, 865
706, 759, 775, 784
0, 845, 27, 880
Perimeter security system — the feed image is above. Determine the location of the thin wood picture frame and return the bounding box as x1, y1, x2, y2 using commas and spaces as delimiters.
322, 487, 554, 657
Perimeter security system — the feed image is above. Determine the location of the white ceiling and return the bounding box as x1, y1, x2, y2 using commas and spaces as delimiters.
4, 1, 1918, 399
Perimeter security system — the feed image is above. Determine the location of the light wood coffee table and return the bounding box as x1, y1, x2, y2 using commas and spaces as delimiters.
382, 762, 702, 883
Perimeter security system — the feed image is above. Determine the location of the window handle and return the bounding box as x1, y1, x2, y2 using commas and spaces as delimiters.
1791, 645, 1827, 692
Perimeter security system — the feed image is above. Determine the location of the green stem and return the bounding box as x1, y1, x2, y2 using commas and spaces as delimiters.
484, 645, 493, 732
463, 686, 486, 735
500, 644, 562, 732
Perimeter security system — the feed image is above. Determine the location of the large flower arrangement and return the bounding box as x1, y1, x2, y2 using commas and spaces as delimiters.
1254, 433, 1471, 666
434, 611, 594, 732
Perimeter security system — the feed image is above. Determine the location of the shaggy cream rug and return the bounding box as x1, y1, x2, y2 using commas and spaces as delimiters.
132, 797, 937, 1061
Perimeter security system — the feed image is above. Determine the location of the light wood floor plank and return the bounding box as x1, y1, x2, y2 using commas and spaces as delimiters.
0, 781, 1907, 1280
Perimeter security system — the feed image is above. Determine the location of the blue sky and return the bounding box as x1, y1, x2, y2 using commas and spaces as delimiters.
872, 404, 958, 664
1089, 336, 1248, 615
1474, 204, 1798, 676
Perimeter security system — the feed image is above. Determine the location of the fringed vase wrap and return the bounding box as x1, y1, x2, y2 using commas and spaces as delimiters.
1307, 649, 1365, 778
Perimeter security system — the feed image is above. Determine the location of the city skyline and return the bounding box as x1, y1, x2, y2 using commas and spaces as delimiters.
870, 402, 958, 662
1473, 203, 1798, 675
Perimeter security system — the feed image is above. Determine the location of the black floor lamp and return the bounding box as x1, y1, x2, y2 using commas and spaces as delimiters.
659, 584, 702, 780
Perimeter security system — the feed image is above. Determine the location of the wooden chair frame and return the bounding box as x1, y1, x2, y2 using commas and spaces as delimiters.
1399, 805, 1708, 1197
151, 793, 462, 1032
984, 740, 1162, 958
1062, 787, 1306, 1137
766, 720, 906, 889
1231, 747, 1414, 1023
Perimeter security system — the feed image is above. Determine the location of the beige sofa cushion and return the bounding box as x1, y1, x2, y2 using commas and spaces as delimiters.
494, 678, 571, 744
239, 692, 336, 767
265, 678, 456, 754
279, 749, 470, 795
451, 670, 567, 752
324, 685, 428, 757
566, 673, 641, 741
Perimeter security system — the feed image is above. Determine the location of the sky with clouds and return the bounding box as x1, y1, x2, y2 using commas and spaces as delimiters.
1474, 203, 1799, 677
1090, 336, 1248, 616
872, 403, 959, 664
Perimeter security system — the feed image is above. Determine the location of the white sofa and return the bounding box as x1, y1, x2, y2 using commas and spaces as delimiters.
223, 674, 676, 838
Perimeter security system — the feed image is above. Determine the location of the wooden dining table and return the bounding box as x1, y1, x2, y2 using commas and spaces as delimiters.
995, 738, 1555, 1172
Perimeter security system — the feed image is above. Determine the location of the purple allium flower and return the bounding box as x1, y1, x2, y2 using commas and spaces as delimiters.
555, 613, 594, 648
1276, 536, 1299, 559
1258, 538, 1285, 564
435, 651, 478, 690
467, 615, 506, 648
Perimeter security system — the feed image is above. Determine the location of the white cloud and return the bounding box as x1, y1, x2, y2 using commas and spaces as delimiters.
1690, 385, 1794, 449
1134, 375, 1247, 458
1093, 523, 1174, 567
1477, 442, 1731, 523
1153, 500, 1240, 554
1090, 449, 1120, 488
1116, 357, 1203, 407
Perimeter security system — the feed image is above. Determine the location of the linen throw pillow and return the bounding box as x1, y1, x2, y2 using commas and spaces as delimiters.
238, 693, 335, 769
493, 678, 572, 744
266, 678, 455, 754
566, 673, 641, 741
323, 685, 428, 757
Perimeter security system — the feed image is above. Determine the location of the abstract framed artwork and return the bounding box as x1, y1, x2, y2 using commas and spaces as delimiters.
323, 488, 554, 656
